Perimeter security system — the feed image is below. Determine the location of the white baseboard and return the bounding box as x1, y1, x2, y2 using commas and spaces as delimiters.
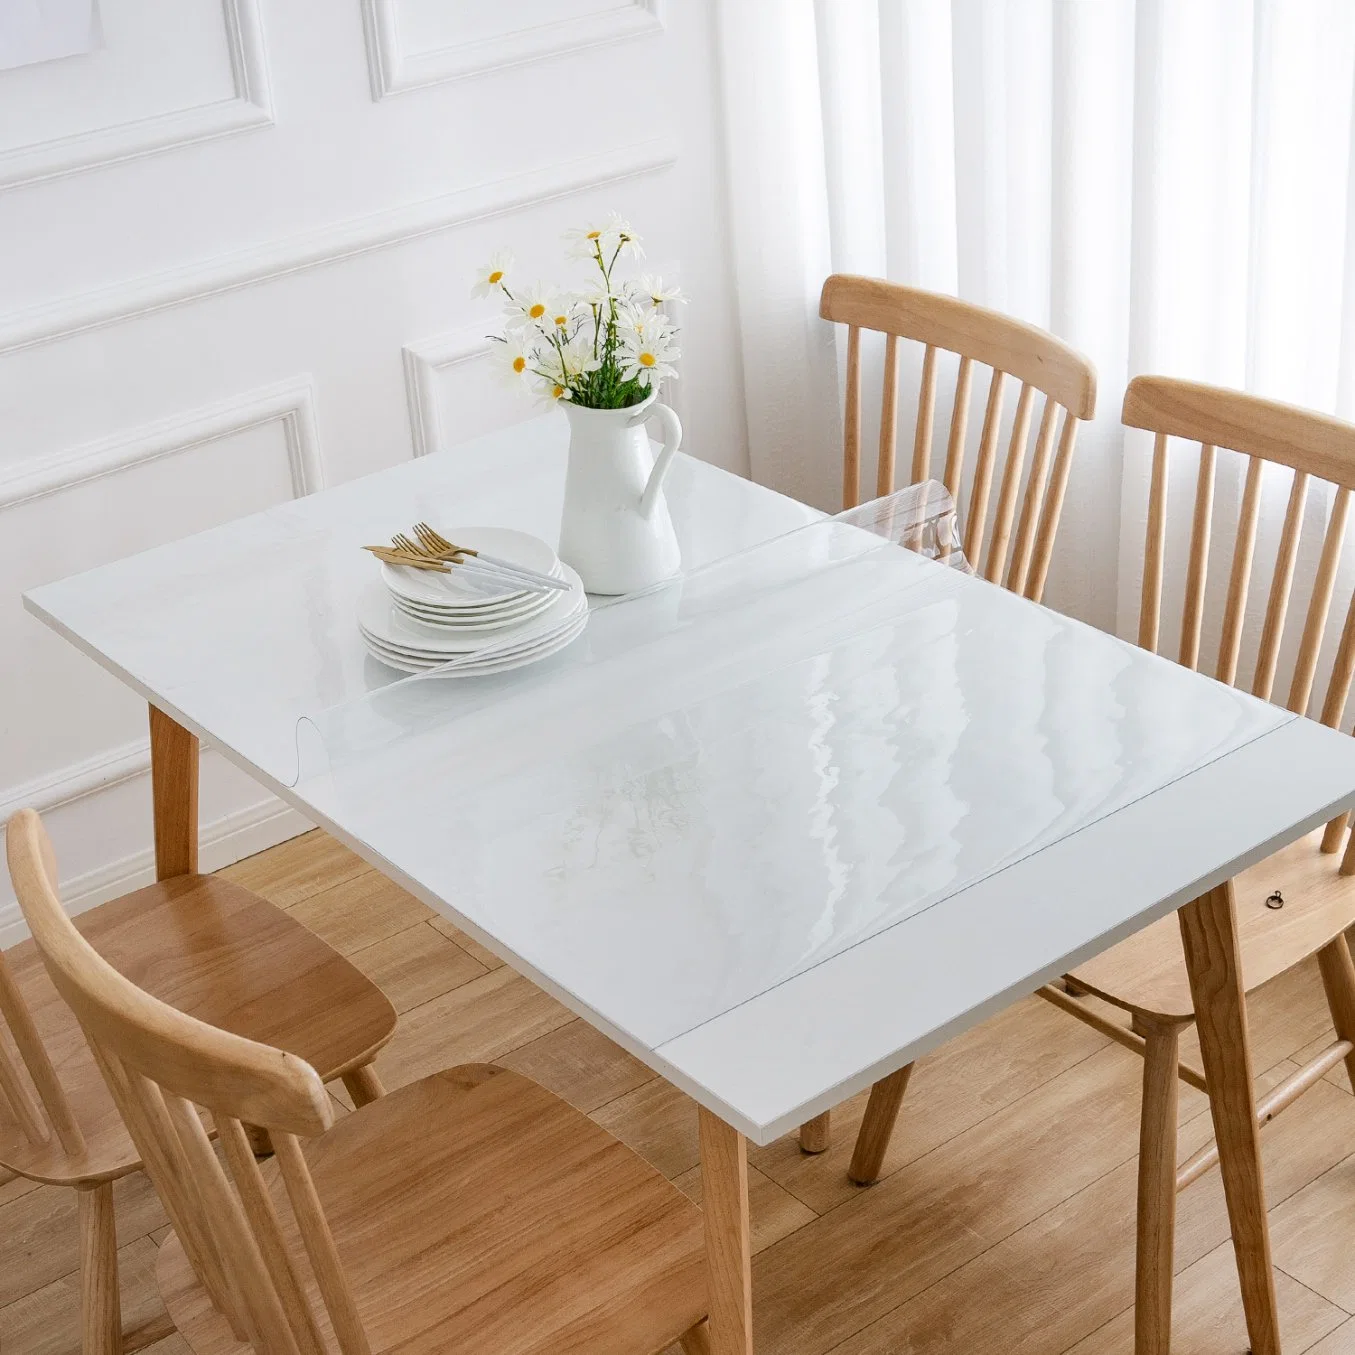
0, 796, 312, 948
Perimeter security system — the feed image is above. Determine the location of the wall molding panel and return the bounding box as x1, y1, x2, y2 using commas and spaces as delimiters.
0, 790, 311, 948
0, 0, 274, 191
0, 138, 678, 356
0, 739, 150, 822
402, 327, 491, 457
0, 377, 323, 512
360, 0, 662, 100
0, 375, 325, 945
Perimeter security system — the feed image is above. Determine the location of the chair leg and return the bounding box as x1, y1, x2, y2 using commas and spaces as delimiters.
1317, 933, 1355, 1095
798, 1111, 831, 1154
79, 1182, 121, 1355
1179, 881, 1280, 1355
341, 1063, 386, 1108
1134, 1020, 1180, 1355
848, 1062, 914, 1186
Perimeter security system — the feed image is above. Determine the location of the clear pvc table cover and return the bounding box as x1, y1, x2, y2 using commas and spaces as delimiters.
293, 484, 1288, 1052
294, 479, 968, 767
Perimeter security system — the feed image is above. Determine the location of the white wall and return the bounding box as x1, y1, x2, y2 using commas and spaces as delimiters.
0, 0, 749, 942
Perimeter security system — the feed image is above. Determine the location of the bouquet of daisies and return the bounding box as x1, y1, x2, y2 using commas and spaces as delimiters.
473, 214, 682, 408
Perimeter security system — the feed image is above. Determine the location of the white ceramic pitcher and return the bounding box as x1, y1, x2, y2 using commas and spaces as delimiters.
558, 390, 682, 595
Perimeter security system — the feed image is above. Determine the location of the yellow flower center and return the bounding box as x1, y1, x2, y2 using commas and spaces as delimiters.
528, 303, 546, 319
639, 352, 656, 367
554, 314, 568, 327
586, 230, 602, 240
488, 270, 504, 284
552, 384, 566, 398
512, 356, 526, 373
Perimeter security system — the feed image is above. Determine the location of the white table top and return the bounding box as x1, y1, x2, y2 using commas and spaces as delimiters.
26, 414, 1355, 1143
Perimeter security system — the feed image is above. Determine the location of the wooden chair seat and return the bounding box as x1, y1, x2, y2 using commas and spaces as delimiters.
0, 872, 397, 1185
1066, 829, 1355, 1022
156, 1063, 709, 1355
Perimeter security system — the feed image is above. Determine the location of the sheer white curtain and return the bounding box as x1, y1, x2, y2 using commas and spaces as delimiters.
716, 0, 1355, 643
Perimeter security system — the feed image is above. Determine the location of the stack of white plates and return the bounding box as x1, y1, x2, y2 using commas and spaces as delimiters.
359, 526, 588, 676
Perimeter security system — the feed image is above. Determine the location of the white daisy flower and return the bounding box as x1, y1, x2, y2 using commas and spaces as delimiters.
612, 296, 650, 330
565, 212, 644, 263
536, 343, 567, 383
575, 278, 618, 310
565, 220, 610, 260
532, 348, 574, 404
617, 318, 680, 388
493, 332, 534, 384
630, 274, 685, 307
607, 213, 644, 260
471, 250, 513, 299
547, 297, 585, 334
618, 306, 677, 345
505, 281, 556, 328
561, 333, 602, 378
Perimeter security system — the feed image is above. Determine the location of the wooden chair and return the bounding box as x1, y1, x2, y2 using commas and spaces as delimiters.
6, 807, 712, 1355
0, 806, 397, 1355
819, 273, 1097, 599
848, 376, 1355, 1355
798, 275, 1098, 1155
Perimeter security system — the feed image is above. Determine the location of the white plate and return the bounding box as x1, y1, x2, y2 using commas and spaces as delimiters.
359, 610, 587, 675
385, 564, 565, 618
363, 611, 588, 676
360, 606, 583, 665
362, 582, 585, 660
391, 589, 556, 631
362, 617, 584, 673
358, 563, 585, 657
380, 527, 561, 609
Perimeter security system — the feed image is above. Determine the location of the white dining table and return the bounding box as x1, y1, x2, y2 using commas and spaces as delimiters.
25, 412, 1355, 1355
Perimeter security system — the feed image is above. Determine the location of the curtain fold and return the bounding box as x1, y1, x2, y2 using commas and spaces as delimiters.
716, 0, 1355, 642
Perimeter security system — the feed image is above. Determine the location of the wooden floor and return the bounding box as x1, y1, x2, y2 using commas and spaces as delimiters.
6, 831, 1355, 1354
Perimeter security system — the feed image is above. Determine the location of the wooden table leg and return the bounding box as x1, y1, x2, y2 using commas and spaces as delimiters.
850, 1062, 914, 1186
698, 1106, 753, 1355
150, 706, 198, 880
341, 1064, 386, 1107
798, 1110, 831, 1154
1178, 880, 1281, 1355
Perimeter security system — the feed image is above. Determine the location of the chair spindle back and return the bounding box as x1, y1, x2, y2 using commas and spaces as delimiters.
0, 821, 86, 1157
820, 274, 1098, 601
1124, 376, 1355, 861
5, 807, 365, 1355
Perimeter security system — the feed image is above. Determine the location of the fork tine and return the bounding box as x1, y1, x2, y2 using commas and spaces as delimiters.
416, 522, 456, 553
364, 546, 450, 572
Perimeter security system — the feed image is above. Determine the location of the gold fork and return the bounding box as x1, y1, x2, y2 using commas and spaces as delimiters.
362, 545, 451, 572
413, 522, 569, 592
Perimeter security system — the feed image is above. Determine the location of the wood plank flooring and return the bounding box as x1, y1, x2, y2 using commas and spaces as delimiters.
4, 829, 1355, 1354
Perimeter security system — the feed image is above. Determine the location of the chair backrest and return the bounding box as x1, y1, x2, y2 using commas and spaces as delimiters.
1124, 376, 1355, 859
5, 807, 366, 1355
819, 274, 1098, 601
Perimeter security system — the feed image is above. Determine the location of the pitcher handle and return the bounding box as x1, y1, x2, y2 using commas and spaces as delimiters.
635, 402, 683, 520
